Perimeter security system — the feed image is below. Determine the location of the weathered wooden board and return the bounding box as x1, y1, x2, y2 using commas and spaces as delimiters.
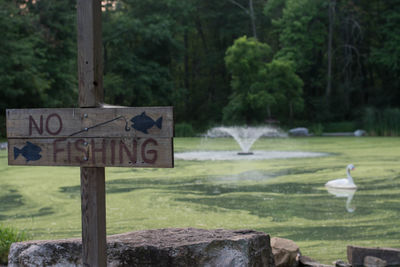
6, 107, 173, 138
77, 0, 106, 265
9, 137, 173, 167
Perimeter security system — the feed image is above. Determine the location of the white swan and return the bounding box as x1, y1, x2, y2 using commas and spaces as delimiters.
325, 164, 357, 189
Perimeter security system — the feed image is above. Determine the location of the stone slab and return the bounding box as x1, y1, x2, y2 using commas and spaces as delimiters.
9, 228, 274, 267
347, 245, 400, 267
299, 255, 333, 267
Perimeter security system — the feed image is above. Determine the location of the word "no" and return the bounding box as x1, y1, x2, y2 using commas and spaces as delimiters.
29, 114, 63, 136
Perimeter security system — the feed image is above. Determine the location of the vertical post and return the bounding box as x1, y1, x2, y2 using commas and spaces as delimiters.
80, 168, 106, 266
77, 0, 103, 107
77, 0, 106, 266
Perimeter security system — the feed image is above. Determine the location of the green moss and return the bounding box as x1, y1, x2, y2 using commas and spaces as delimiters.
0, 137, 399, 264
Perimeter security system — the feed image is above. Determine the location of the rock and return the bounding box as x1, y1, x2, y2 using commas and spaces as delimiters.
347, 245, 400, 267
0, 142, 7, 150
8, 240, 82, 267
354, 129, 367, 137
271, 237, 300, 267
333, 260, 351, 267
298, 255, 333, 267
288, 128, 309, 136
364, 256, 387, 267
9, 228, 274, 267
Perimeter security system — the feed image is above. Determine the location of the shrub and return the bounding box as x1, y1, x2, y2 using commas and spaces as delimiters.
381, 108, 400, 135
362, 107, 377, 135
323, 121, 357, 132
310, 123, 324, 136
175, 122, 195, 137
0, 225, 27, 264
362, 107, 400, 136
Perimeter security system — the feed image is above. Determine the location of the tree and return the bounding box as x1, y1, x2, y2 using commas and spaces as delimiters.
175, 0, 251, 128
2, 0, 398, 135
272, 0, 329, 121
25, 0, 78, 107
264, 60, 304, 123
224, 36, 272, 124
223, 36, 303, 124
101, 0, 253, 129
102, 0, 185, 107
369, 1, 400, 107
0, 0, 49, 112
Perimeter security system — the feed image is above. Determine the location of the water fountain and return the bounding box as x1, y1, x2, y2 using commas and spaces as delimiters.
206, 126, 284, 155
174, 126, 329, 161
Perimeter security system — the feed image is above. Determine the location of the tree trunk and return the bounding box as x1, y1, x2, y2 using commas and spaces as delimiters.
195, 18, 208, 51
289, 102, 294, 127
249, 0, 257, 39
325, 0, 335, 99
229, 0, 257, 39
184, 29, 189, 91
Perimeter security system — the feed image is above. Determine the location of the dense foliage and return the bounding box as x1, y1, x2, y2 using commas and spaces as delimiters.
223, 36, 303, 124
0, 0, 399, 134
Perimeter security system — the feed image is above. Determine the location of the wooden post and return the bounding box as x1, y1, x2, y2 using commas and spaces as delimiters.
77, 0, 103, 107
77, 0, 106, 266
80, 168, 106, 266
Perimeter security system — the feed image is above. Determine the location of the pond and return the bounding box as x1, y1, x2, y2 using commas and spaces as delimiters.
0, 137, 399, 263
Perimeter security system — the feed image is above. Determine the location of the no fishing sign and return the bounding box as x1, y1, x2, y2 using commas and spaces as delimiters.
6, 107, 174, 168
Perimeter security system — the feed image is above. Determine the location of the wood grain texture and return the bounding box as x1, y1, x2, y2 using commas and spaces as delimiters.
80, 167, 106, 267
78, 0, 106, 266
77, 0, 103, 107
8, 137, 173, 167
6, 107, 173, 138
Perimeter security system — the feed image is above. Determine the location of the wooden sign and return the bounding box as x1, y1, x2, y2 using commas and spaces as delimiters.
7, 107, 173, 167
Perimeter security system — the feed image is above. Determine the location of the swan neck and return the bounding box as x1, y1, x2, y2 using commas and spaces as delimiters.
347, 168, 354, 183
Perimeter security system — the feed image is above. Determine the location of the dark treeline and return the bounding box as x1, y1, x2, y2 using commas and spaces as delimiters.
1, 0, 399, 136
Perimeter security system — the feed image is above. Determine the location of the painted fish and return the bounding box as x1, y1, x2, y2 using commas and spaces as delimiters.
14, 141, 42, 162
130, 112, 162, 134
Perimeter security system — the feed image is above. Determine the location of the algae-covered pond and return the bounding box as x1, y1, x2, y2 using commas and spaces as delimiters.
1, 137, 399, 263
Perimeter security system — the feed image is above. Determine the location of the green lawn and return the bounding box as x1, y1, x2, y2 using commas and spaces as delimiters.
1, 137, 399, 264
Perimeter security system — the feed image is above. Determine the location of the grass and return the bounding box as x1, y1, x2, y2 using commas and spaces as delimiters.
1, 137, 400, 264
0, 224, 27, 264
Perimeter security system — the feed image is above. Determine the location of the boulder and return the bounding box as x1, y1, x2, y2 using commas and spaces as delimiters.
347, 245, 400, 267
298, 255, 333, 267
354, 129, 367, 137
288, 128, 309, 137
9, 228, 274, 267
0, 142, 7, 150
271, 237, 300, 267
